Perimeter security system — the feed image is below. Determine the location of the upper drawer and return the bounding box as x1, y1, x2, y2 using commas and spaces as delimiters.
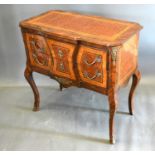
77, 46, 107, 88
46, 39, 75, 61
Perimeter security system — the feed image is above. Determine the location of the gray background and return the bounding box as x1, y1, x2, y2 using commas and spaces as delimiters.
0, 5, 155, 150
0, 4, 155, 86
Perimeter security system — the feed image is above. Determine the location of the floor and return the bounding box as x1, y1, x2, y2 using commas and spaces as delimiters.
0, 82, 155, 150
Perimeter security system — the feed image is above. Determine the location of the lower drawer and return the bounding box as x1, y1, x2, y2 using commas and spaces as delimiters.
52, 58, 76, 80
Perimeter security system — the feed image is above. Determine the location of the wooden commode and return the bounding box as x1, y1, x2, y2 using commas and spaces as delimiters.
19, 10, 142, 144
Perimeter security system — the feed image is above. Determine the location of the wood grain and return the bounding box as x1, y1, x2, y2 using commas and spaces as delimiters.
117, 33, 139, 86
20, 10, 142, 46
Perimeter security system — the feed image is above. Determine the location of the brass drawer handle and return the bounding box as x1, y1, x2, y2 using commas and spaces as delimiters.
84, 70, 102, 80
30, 40, 45, 53
58, 49, 64, 58
32, 53, 47, 66
83, 55, 102, 66
59, 62, 65, 71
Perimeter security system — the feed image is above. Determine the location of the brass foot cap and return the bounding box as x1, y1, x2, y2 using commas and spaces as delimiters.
33, 107, 40, 112
110, 139, 115, 144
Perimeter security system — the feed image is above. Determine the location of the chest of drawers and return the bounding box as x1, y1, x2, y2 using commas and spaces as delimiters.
20, 10, 142, 144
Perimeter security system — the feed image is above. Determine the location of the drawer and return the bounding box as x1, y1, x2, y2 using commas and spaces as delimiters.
52, 58, 76, 80
77, 46, 107, 88
46, 39, 76, 80
46, 39, 75, 60
25, 33, 52, 70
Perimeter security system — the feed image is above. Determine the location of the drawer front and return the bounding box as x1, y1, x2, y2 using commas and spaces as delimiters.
25, 33, 52, 70
77, 46, 107, 88
47, 39, 76, 80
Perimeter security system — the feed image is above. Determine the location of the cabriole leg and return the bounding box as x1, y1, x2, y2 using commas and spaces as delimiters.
24, 65, 40, 111
59, 83, 63, 91
108, 89, 118, 144
128, 69, 141, 115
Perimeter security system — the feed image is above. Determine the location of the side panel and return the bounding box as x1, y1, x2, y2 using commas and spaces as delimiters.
117, 33, 139, 86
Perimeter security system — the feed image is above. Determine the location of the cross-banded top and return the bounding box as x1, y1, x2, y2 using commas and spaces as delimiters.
20, 10, 142, 46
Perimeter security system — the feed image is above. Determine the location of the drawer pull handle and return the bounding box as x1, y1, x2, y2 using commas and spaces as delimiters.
84, 70, 102, 80
58, 49, 64, 58
32, 53, 47, 66
59, 62, 65, 71
84, 55, 102, 66
30, 40, 45, 53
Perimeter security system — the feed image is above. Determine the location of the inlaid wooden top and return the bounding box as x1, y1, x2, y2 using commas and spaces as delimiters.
20, 10, 142, 46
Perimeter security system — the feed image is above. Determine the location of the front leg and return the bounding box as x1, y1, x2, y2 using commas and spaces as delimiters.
59, 83, 63, 91
24, 65, 40, 111
128, 69, 141, 115
108, 89, 118, 144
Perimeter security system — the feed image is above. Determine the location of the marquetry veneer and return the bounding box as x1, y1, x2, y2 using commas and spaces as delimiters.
20, 10, 142, 144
